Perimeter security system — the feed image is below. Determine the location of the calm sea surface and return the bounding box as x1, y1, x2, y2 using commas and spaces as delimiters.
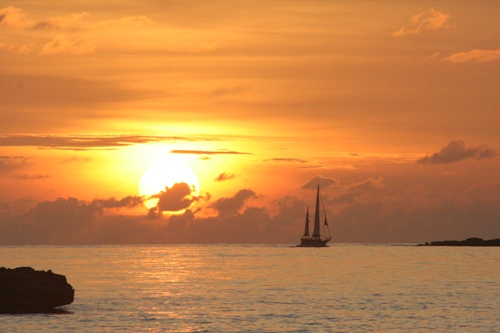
0, 244, 498, 332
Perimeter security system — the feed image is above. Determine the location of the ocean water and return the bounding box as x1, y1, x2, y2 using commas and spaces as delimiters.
0, 244, 498, 332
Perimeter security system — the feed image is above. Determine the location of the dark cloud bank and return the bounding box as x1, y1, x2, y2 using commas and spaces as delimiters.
417, 140, 496, 165
1, 177, 498, 245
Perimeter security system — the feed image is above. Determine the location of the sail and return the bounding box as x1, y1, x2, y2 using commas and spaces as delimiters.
298, 184, 332, 247
303, 206, 310, 237
312, 184, 321, 237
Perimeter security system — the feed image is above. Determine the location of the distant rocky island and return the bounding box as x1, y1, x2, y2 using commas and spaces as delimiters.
417, 237, 500, 247
0, 267, 74, 314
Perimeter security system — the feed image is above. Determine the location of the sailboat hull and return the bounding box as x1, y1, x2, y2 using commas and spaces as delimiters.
298, 237, 331, 247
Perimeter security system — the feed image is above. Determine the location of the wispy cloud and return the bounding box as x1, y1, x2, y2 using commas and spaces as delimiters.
10, 174, 50, 180
1, 6, 153, 32
94, 16, 153, 30
0, 155, 28, 173
0, 42, 35, 55
264, 158, 307, 163
214, 172, 237, 182
0, 134, 217, 150
1, 6, 154, 56
171, 149, 251, 155
40, 34, 96, 55
417, 140, 496, 165
443, 49, 500, 63
393, 8, 450, 37
60, 156, 91, 164
32, 12, 90, 31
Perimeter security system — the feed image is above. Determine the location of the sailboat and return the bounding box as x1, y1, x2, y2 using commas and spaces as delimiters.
298, 184, 332, 247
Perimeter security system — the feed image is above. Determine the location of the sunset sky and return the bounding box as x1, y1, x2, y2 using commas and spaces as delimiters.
1, 1, 498, 244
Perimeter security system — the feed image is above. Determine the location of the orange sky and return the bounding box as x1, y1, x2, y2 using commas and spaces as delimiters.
0, 1, 498, 244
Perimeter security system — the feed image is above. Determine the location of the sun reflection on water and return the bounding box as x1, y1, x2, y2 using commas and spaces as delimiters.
0, 245, 498, 332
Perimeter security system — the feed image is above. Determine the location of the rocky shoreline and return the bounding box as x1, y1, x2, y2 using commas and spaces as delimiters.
417, 237, 500, 247
0, 267, 74, 314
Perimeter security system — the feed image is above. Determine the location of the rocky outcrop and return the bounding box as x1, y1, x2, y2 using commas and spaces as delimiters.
417, 237, 500, 247
0, 267, 74, 313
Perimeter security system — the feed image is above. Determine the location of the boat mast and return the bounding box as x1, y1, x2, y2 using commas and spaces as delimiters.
321, 192, 331, 239
303, 206, 310, 237
312, 185, 321, 238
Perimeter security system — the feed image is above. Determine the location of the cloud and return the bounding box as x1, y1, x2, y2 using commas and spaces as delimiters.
1, 6, 153, 32
171, 149, 251, 155
10, 174, 50, 180
93, 16, 154, 30
417, 140, 496, 165
32, 12, 89, 31
91, 196, 143, 210
40, 34, 96, 55
1, 42, 35, 55
0, 71, 163, 115
1, 182, 499, 244
297, 165, 328, 170
301, 176, 337, 190
466, 180, 500, 203
264, 158, 307, 163
31, 196, 143, 218
208, 86, 248, 99
35, 13, 153, 32
0, 6, 154, 57
0, 190, 273, 244
0, 202, 10, 212
393, 8, 450, 37
17, 43, 35, 54
350, 177, 384, 192
332, 177, 384, 204
60, 156, 91, 164
0, 6, 35, 29
154, 182, 198, 213
0, 196, 144, 244
0, 134, 216, 150
214, 172, 237, 182
334, 198, 500, 243
0, 156, 28, 174
209, 189, 257, 216
443, 49, 500, 63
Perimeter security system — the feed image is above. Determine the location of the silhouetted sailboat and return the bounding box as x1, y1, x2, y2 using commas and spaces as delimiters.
298, 185, 332, 247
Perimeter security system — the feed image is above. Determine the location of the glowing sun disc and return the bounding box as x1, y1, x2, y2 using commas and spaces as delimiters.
139, 160, 200, 213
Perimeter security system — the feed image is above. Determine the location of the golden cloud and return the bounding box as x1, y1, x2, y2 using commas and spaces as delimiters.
40, 34, 96, 55
393, 8, 451, 37
444, 49, 500, 63
0, 6, 35, 29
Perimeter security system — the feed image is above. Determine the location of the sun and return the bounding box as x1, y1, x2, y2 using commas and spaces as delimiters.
139, 159, 200, 214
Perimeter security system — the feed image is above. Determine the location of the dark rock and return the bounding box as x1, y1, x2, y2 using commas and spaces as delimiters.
417, 237, 500, 247
0, 267, 74, 314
